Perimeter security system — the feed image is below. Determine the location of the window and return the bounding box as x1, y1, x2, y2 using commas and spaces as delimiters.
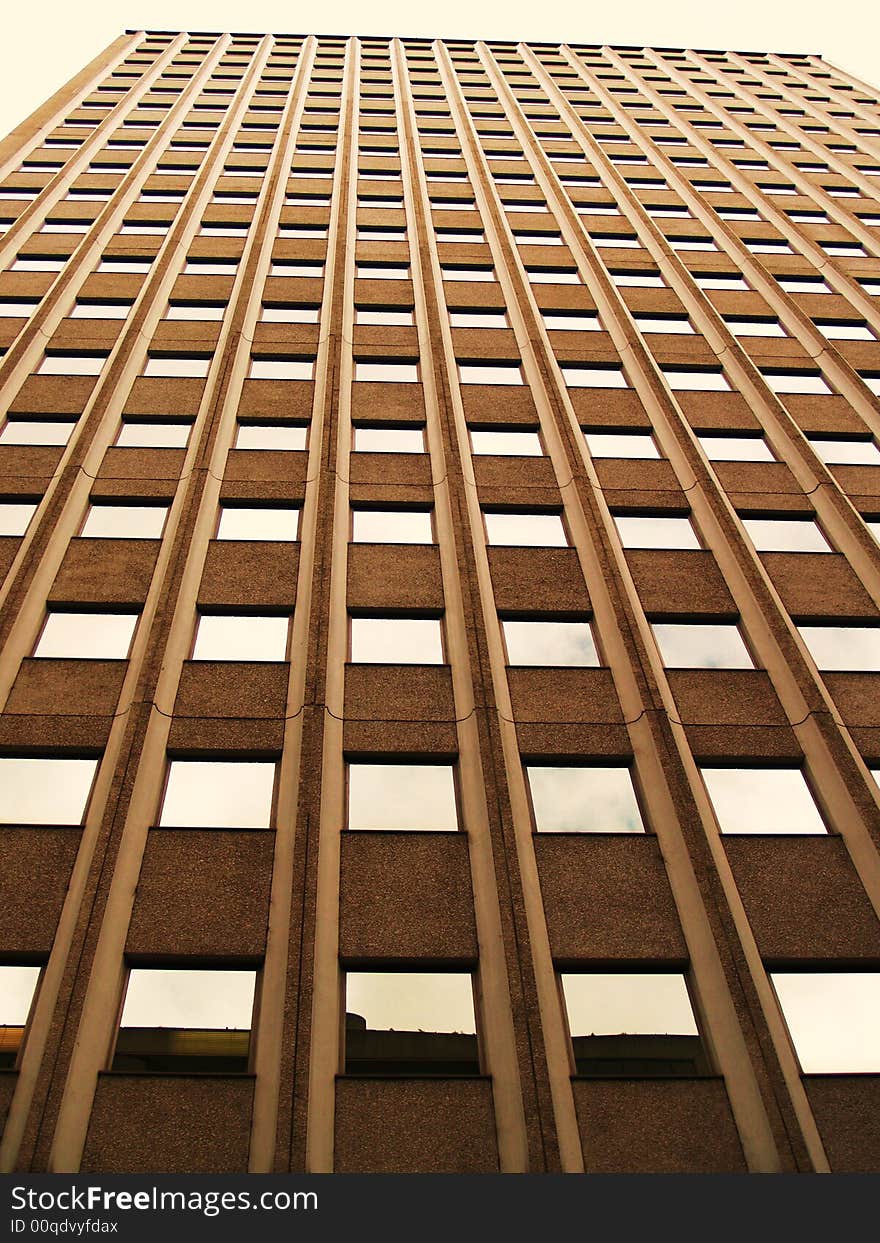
808, 437, 880, 466
352, 508, 432, 543
70, 302, 133, 319
33, 611, 138, 659
561, 365, 627, 389
249, 357, 314, 380
777, 276, 830, 294
354, 360, 419, 383
355, 306, 414, 326
771, 973, 880, 1072
526, 268, 581, 285
724, 318, 786, 337
692, 273, 749, 291
614, 515, 700, 549
350, 616, 443, 663
584, 431, 660, 459
651, 622, 753, 669
191, 614, 289, 661
269, 261, 323, 277
235, 423, 307, 450
698, 434, 774, 462
0, 756, 98, 825
662, 368, 731, 391
158, 759, 275, 827
216, 506, 299, 541
348, 761, 458, 830
560, 972, 706, 1077
0, 501, 37, 536
700, 767, 827, 835
448, 310, 508, 330
441, 265, 495, 282
470, 429, 541, 456
81, 504, 167, 539
542, 311, 600, 332
813, 320, 874, 341
0, 966, 41, 1068
761, 370, 832, 395
38, 354, 107, 376
143, 355, 211, 378
356, 264, 409, 280
113, 968, 256, 1073
0, 419, 75, 446
611, 270, 665, 287
502, 619, 599, 667
115, 421, 190, 448
634, 315, 694, 334
797, 625, 880, 672
526, 764, 644, 833
484, 511, 567, 547
344, 971, 478, 1075
165, 302, 226, 321
742, 517, 830, 552
353, 426, 425, 453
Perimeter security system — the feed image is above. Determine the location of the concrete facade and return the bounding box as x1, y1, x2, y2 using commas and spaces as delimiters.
0, 29, 879, 1173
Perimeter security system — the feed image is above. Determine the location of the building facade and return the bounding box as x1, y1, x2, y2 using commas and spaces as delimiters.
0, 28, 880, 1175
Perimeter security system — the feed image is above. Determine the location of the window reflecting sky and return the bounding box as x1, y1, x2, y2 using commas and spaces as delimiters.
350, 617, 443, 663
216, 506, 299, 541
561, 973, 699, 1037
346, 971, 475, 1034
159, 760, 275, 828
651, 622, 753, 669
772, 973, 880, 1073
485, 512, 567, 547
503, 619, 599, 666
527, 765, 644, 832
192, 614, 289, 661
34, 611, 138, 660
0, 965, 41, 1024
121, 969, 256, 1030
0, 756, 98, 824
348, 763, 458, 831
798, 625, 880, 671
701, 768, 827, 835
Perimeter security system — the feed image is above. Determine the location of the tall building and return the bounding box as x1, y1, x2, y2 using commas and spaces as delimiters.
0, 27, 879, 1177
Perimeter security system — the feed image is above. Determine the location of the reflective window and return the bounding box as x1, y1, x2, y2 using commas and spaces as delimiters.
662, 368, 730, 391
484, 512, 567, 547
526, 765, 644, 833
115, 421, 191, 448
191, 614, 289, 661
562, 365, 627, 388
81, 504, 167, 539
351, 509, 433, 543
261, 304, 320, 323
143, 355, 212, 378
354, 361, 419, 382
352, 426, 425, 453
584, 431, 660, 459
634, 315, 694, 334
771, 973, 880, 1073
70, 302, 133, 319
0, 756, 98, 825
542, 311, 601, 331
797, 625, 880, 671
159, 760, 275, 828
355, 307, 414, 326
249, 357, 314, 380
0, 502, 37, 536
698, 434, 774, 462
38, 354, 107, 376
34, 611, 138, 659
345, 972, 478, 1075
560, 973, 705, 1077
808, 438, 880, 466
350, 617, 443, 664
0, 420, 76, 446
113, 968, 256, 1073
614, 515, 700, 550
234, 423, 307, 450
470, 429, 542, 456
813, 320, 873, 341
701, 767, 827, 835
742, 517, 830, 552
723, 318, 786, 337
502, 619, 599, 667
449, 310, 507, 328
651, 622, 753, 669
348, 762, 458, 830
216, 506, 299, 541
458, 363, 522, 385
761, 370, 832, 395
164, 303, 225, 321
0, 966, 41, 1069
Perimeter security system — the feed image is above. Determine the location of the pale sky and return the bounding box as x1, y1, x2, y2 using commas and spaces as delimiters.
2, 0, 879, 145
